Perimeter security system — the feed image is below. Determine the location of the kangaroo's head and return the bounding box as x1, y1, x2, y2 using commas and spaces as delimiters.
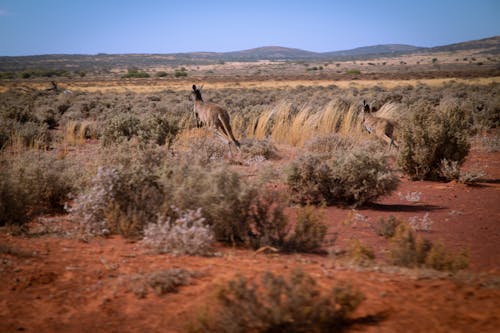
191, 84, 203, 102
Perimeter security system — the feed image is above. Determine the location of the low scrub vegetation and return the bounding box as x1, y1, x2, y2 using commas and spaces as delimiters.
0, 152, 76, 226
287, 143, 399, 206
191, 269, 365, 333
143, 208, 215, 256
398, 101, 470, 180
389, 222, 468, 272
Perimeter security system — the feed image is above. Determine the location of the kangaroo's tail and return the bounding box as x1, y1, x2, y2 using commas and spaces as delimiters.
218, 113, 240, 148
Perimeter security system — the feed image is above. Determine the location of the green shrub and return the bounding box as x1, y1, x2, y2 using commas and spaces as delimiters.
0, 152, 75, 226
143, 208, 215, 256
121, 68, 150, 78
191, 269, 365, 333
398, 103, 470, 180
102, 113, 178, 147
101, 114, 141, 146
70, 146, 164, 238
327, 147, 399, 205
165, 164, 288, 248
287, 145, 399, 206
287, 154, 333, 205
239, 138, 278, 161
174, 69, 188, 77
139, 113, 179, 147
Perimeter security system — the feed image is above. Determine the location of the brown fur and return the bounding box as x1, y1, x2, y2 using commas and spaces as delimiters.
191, 85, 240, 149
362, 100, 398, 149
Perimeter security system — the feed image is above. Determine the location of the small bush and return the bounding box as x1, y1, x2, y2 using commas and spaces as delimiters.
174, 130, 227, 164
121, 68, 150, 78
0, 152, 75, 226
9, 121, 51, 149
192, 269, 365, 333
139, 113, 179, 147
424, 243, 468, 272
143, 208, 215, 256
174, 69, 188, 78
239, 138, 278, 161
70, 148, 164, 238
163, 163, 289, 249
101, 114, 141, 146
398, 103, 470, 180
147, 268, 193, 295
389, 223, 468, 272
347, 239, 375, 266
287, 154, 333, 205
286, 205, 327, 252
346, 69, 361, 75
389, 223, 431, 268
304, 134, 355, 156
375, 216, 401, 238
287, 145, 399, 206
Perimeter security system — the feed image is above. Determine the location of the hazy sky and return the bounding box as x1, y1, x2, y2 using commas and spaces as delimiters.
0, 0, 499, 56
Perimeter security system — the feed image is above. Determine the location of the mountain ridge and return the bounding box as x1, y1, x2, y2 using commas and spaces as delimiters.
0, 36, 498, 71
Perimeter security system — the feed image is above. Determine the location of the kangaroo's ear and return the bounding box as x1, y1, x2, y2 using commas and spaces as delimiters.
363, 100, 366, 106
192, 84, 197, 91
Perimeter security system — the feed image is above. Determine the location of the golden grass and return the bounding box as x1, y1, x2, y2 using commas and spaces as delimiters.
1, 76, 498, 94
247, 98, 367, 147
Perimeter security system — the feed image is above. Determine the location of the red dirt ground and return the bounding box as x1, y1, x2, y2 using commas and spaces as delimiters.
1, 148, 499, 333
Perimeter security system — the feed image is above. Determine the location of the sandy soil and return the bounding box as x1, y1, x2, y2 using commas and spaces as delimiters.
1, 144, 499, 333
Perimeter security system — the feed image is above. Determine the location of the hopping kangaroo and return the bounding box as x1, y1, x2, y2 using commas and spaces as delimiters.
362, 100, 398, 149
191, 85, 240, 152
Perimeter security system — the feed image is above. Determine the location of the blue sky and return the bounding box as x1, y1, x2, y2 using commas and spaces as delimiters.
0, 0, 499, 56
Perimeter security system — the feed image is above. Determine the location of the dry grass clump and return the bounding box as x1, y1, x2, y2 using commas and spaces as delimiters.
287, 143, 399, 206
286, 206, 327, 253
347, 239, 376, 266
146, 268, 195, 296
0, 151, 76, 226
191, 269, 366, 333
173, 128, 228, 163
239, 138, 278, 161
389, 223, 468, 272
304, 133, 355, 156
375, 216, 402, 238
398, 101, 470, 180
130, 268, 201, 299
63, 120, 98, 145
250, 98, 364, 147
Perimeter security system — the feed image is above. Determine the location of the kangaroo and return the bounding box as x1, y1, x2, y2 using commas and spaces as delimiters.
190, 84, 240, 153
362, 100, 398, 149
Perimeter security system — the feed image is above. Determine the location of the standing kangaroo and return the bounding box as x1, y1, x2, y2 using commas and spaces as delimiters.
362, 100, 398, 149
190, 85, 240, 152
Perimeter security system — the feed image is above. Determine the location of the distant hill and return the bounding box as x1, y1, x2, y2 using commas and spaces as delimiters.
222, 46, 320, 60
429, 36, 500, 53
322, 44, 424, 58
0, 36, 498, 71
